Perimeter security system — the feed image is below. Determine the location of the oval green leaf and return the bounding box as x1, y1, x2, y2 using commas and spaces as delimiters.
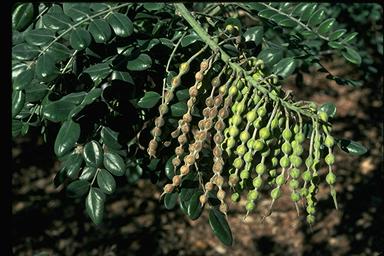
54, 120, 80, 157
12, 43, 40, 61
337, 139, 368, 156
165, 155, 177, 180
127, 53, 152, 71
35, 53, 59, 82
79, 166, 97, 181
329, 29, 347, 41
101, 127, 121, 150
341, 47, 361, 65
104, 152, 126, 176
307, 9, 326, 27
70, 28, 92, 50
12, 3, 34, 31
85, 187, 105, 225
164, 192, 178, 210
243, 26, 263, 46
83, 140, 103, 167
88, 19, 112, 43
187, 191, 203, 220
13, 68, 34, 90
208, 208, 233, 246
272, 57, 297, 79
97, 169, 116, 195
107, 13, 133, 37
319, 102, 336, 118
65, 152, 83, 179
317, 18, 335, 36
12, 90, 25, 118
257, 47, 283, 67
170, 102, 187, 117
137, 91, 161, 108
24, 28, 55, 46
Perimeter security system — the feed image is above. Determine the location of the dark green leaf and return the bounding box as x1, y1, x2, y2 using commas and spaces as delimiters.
137, 91, 161, 108
12, 119, 23, 137
83, 140, 103, 167
328, 41, 343, 49
176, 89, 190, 102
45, 42, 72, 62
12, 62, 28, 80
84, 61, 112, 85
272, 57, 297, 79
88, 19, 112, 43
107, 13, 133, 37
43, 92, 86, 122
70, 28, 92, 50
13, 68, 34, 90
340, 32, 358, 44
63, 3, 90, 22
337, 139, 368, 156
42, 13, 72, 31
257, 47, 283, 67
319, 103, 336, 118
54, 120, 80, 157
101, 127, 121, 150
25, 80, 48, 102
181, 33, 202, 47
341, 47, 361, 65
300, 3, 317, 22
187, 191, 203, 220
66, 180, 90, 198
81, 88, 102, 105
97, 169, 116, 195
307, 9, 326, 27
258, 9, 278, 19
12, 43, 40, 61
90, 3, 111, 12
329, 29, 347, 41
224, 17, 242, 31
243, 26, 263, 46
164, 192, 178, 210
277, 18, 297, 28
79, 166, 97, 181
147, 158, 160, 172
170, 102, 187, 117
24, 28, 55, 46
244, 3, 267, 12
104, 152, 126, 176
12, 90, 25, 118
65, 152, 83, 179
165, 155, 177, 179
111, 71, 134, 84
317, 18, 335, 36
12, 3, 34, 31
209, 208, 233, 246
35, 53, 59, 82
143, 3, 165, 11
127, 53, 152, 71
292, 3, 311, 17
85, 187, 105, 225
126, 164, 143, 184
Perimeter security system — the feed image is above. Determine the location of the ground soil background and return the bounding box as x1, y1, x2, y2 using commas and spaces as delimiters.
12, 28, 383, 256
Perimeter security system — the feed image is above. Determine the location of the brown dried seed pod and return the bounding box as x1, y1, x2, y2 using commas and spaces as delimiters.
202, 108, 210, 117
205, 182, 214, 191
217, 189, 226, 201
147, 148, 156, 156
187, 98, 195, 108
159, 104, 169, 115
155, 117, 165, 127
149, 139, 158, 149
163, 184, 174, 193
177, 134, 187, 144
204, 119, 213, 129
175, 146, 184, 156
171, 129, 181, 139
214, 95, 223, 106
164, 91, 174, 102
184, 154, 196, 165
219, 203, 228, 214
213, 161, 223, 173
213, 146, 222, 157
151, 127, 162, 137
229, 175, 239, 187
215, 176, 224, 187
211, 77, 221, 88
198, 120, 205, 130
218, 108, 229, 119
195, 71, 204, 82
200, 60, 209, 72
205, 97, 214, 107
195, 130, 207, 141
182, 113, 192, 123
172, 157, 181, 167
180, 165, 190, 175
199, 194, 207, 205
214, 120, 225, 131
172, 76, 181, 88
194, 141, 203, 151
181, 123, 190, 134
172, 175, 181, 186
209, 108, 218, 118
189, 86, 199, 97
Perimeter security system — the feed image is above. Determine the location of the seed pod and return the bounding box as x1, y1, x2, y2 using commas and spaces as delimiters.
159, 104, 169, 115
200, 60, 209, 72
252, 176, 263, 188
195, 71, 204, 82
247, 190, 259, 201
211, 77, 221, 88
205, 97, 214, 107
231, 192, 240, 202
199, 194, 207, 205
219, 203, 228, 214
325, 153, 335, 165
213, 161, 223, 174
172, 175, 181, 186
318, 111, 328, 122
245, 201, 255, 211
179, 62, 190, 75
177, 134, 187, 145
213, 133, 224, 144
256, 163, 266, 175
326, 172, 336, 185
324, 135, 335, 147
155, 117, 165, 127
205, 182, 214, 191
172, 157, 181, 167
172, 76, 181, 88
217, 190, 226, 201
259, 128, 271, 140
185, 155, 195, 165
151, 127, 162, 137
180, 165, 190, 175
163, 184, 174, 193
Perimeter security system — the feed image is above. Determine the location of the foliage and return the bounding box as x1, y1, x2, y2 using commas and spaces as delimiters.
11, 3, 372, 246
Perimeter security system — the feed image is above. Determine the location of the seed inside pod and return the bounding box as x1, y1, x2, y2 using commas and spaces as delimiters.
219, 203, 228, 214
209, 108, 218, 118
151, 127, 162, 137
175, 146, 184, 156
149, 139, 158, 149
172, 175, 181, 186
182, 113, 192, 123
217, 189, 226, 200
189, 86, 199, 97
180, 165, 190, 175
214, 120, 225, 131
215, 175, 224, 186
185, 154, 196, 165
163, 184, 174, 193
172, 76, 181, 88
213, 133, 224, 144
198, 120, 205, 129
218, 108, 229, 119
199, 194, 207, 205
229, 174, 239, 187
204, 119, 212, 129
179, 62, 190, 75
205, 97, 214, 107
164, 91, 174, 102
200, 60, 209, 71
211, 77, 221, 88
205, 182, 214, 191
171, 129, 181, 138
154, 117, 165, 127
214, 95, 223, 106
213, 161, 223, 173
181, 123, 190, 134
195, 71, 204, 82
159, 104, 169, 115
202, 108, 210, 117
195, 130, 207, 141
213, 146, 222, 157
177, 134, 187, 144
172, 157, 181, 167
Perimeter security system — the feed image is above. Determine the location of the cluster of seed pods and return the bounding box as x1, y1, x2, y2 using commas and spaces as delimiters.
149, 49, 338, 224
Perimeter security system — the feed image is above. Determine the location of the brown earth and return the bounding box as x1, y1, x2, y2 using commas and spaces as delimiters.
12, 57, 383, 256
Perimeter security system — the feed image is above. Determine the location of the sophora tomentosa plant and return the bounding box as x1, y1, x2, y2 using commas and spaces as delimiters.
12, 3, 368, 246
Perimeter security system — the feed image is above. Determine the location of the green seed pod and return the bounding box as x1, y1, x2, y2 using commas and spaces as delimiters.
159, 104, 169, 115
278, 117, 285, 128
261, 148, 271, 158
306, 205, 316, 215
290, 168, 300, 179
252, 72, 261, 81
252, 176, 263, 188
257, 107, 267, 117
324, 135, 335, 147
295, 132, 305, 143
228, 85, 238, 97
231, 192, 240, 202
245, 201, 255, 211
271, 118, 279, 129
179, 62, 190, 75
318, 111, 328, 122
276, 174, 285, 186
305, 156, 313, 168
232, 114, 242, 126
282, 142, 292, 155
271, 157, 279, 168
247, 138, 255, 149
293, 124, 300, 134
306, 214, 315, 224
244, 152, 253, 163
253, 94, 261, 105
279, 156, 290, 168
254, 118, 263, 129
300, 188, 308, 197
240, 131, 250, 142
227, 137, 236, 149
246, 110, 257, 122
293, 144, 303, 156
289, 179, 299, 189
290, 192, 300, 202
256, 163, 266, 175
259, 127, 271, 140
236, 101, 246, 114
290, 155, 302, 168
240, 170, 249, 179
269, 169, 277, 177
326, 172, 336, 185
229, 126, 239, 137
325, 153, 335, 165
247, 190, 259, 201
211, 77, 221, 88
273, 148, 281, 156
302, 170, 312, 181
236, 144, 247, 156
282, 128, 292, 141
253, 139, 264, 151
233, 157, 244, 169
271, 188, 281, 200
